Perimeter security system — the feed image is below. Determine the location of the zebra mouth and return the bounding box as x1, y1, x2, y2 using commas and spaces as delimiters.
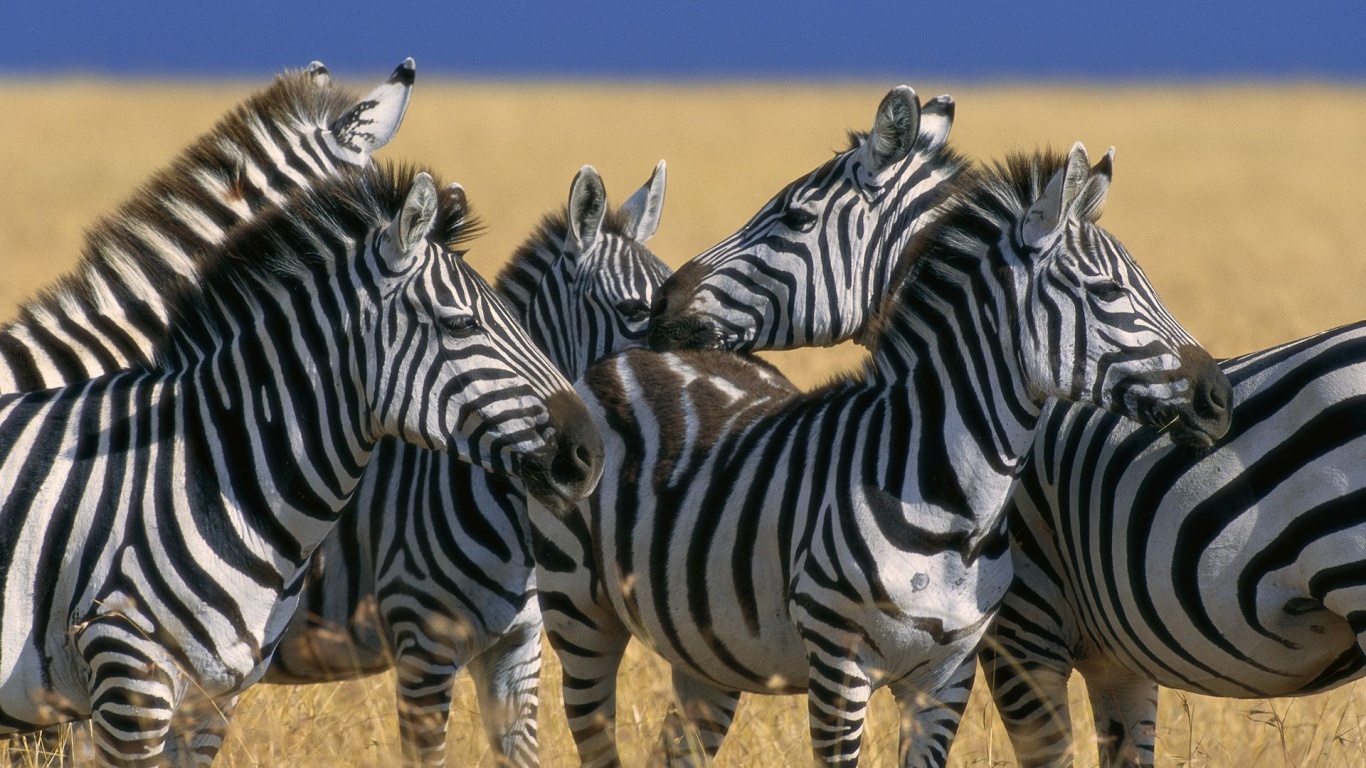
647, 314, 733, 352
1134, 401, 1224, 449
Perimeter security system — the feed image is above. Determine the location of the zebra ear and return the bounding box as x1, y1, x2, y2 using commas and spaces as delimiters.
619, 160, 667, 243
1022, 142, 1092, 248
391, 172, 439, 263
568, 165, 608, 256
918, 95, 954, 151
324, 57, 415, 167
863, 85, 921, 174
440, 182, 467, 220
305, 60, 331, 88
1073, 147, 1114, 223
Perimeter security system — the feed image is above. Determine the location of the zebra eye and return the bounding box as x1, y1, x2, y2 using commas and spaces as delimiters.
616, 299, 652, 323
781, 206, 819, 233
439, 314, 480, 338
1090, 281, 1126, 302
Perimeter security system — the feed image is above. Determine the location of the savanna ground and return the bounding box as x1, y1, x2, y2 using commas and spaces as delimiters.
1, 75, 1364, 766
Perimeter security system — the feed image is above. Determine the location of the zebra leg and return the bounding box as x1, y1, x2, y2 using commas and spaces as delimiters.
802, 642, 873, 767
888, 654, 976, 768
1081, 668, 1157, 768
542, 598, 631, 768
87, 665, 178, 768
392, 640, 461, 768
979, 627, 1075, 768
646, 668, 741, 767
466, 610, 542, 768
163, 693, 238, 767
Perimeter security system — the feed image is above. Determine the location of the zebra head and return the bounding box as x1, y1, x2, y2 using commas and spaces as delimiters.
212, 57, 414, 206
650, 85, 965, 352
370, 172, 604, 509
497, 162, 673, 380
988, 144, 1232, 446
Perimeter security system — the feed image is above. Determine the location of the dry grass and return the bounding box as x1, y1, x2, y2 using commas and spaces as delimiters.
1, 77, 1365, 766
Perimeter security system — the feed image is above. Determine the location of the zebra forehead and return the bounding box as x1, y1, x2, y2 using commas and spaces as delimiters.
494, 203, 640, 317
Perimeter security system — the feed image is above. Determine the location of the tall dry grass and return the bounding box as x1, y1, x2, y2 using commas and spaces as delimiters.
1, 76, 1364, 766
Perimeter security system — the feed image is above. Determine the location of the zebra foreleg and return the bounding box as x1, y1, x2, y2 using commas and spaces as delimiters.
979, 629, 1076, 768
542, 596, 630, 768
392, 639, 461, 768
466, 610, 542, 768
802, 640, 873, 767
1079, 666, 1156, 768
163, 693, 237, 768
646, 667, 741, 767
889, 654, 976, 768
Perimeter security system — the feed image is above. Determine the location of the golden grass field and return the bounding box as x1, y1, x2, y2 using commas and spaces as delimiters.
1, 76, 1365, 766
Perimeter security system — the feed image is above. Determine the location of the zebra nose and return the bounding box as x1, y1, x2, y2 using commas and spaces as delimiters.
1197, 379, 1230, 421
524, 389, 604, 511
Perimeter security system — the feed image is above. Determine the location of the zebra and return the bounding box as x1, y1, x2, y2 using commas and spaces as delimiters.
640, 90, 1366, 768
0, 58, 414, 766
649, 85, 965, 353
976, 320, 1366, 767
534, 144, 1232, 767
246, 161, 672, 768
0, 162, 603, 768
0, 57, 414, 394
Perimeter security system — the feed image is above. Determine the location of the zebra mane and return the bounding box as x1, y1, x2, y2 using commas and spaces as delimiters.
866, 148, 1076, 352
10, 66, 364, 343
156, 162, 480, 364
493, 203, 633, 321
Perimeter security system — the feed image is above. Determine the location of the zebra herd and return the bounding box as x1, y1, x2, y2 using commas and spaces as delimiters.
0, 59, 1359, 768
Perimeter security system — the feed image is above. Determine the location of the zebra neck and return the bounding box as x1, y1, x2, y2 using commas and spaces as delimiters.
178, 306, 374, 558
868, 294, 1041, 530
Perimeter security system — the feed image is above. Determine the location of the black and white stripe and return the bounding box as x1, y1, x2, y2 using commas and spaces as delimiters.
248, 163, 672, 768
650, 85, 965, 353
0, 164, 601, 768
980, 319, 1366, 768
0, 59, 414, 394
539, 145, 1230, 767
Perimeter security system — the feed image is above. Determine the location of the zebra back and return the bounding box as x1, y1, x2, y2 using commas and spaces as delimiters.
0, 59, 414, 393
650, 85, 966, 352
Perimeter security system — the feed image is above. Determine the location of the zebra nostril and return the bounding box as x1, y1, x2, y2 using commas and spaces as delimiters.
1195, 379, 1231, 420
650, 290, 670, 319
573, 444, 594, 474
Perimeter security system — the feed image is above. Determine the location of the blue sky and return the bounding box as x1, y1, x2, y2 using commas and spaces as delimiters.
2, 1, 1363, 80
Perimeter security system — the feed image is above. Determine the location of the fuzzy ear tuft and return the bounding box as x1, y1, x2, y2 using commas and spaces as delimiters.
324, 57, 415, 166
1073, 147, 1114, 222
917, 95, 954, 151
620, 160, 667, 243
863, 85, 922, 173
568, 165, 608, 256
305, 61, 331, 87
393, 172, 439, 259
1022, 142, 1092, 247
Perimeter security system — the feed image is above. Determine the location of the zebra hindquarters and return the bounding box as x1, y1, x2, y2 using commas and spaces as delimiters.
466, 604, 543, 768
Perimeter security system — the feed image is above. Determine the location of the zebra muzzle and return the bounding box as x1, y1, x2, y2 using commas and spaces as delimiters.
520, 390, 605, 511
